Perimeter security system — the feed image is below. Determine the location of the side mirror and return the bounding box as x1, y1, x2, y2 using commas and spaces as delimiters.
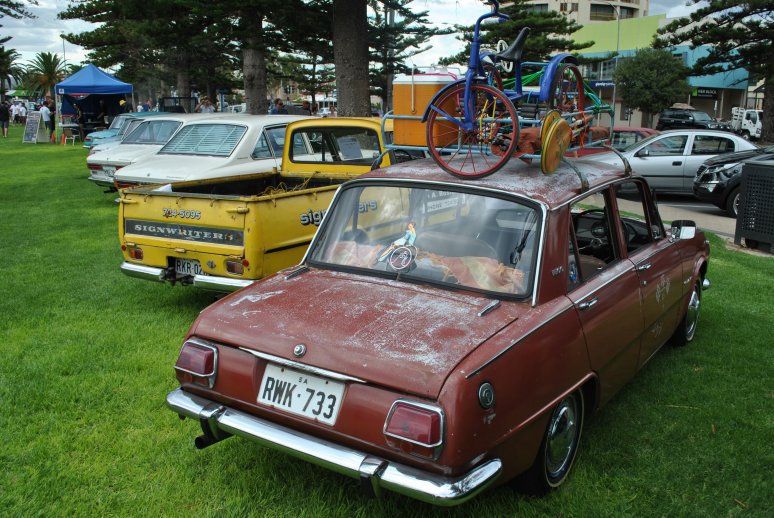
671, 219, 697, 241
636, 148, 650, 158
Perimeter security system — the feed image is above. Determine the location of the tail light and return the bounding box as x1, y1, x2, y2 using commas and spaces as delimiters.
384, 400, 444, 459
87, 163, 102, 170
174, 339, 217, 388
226, 259, 249, 275
123, 245, 143, 260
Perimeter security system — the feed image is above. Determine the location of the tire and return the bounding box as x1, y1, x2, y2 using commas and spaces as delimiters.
742, 130, 751, 140
517, 391, 584, 495
426, 82, 518, 179
669, 279, 702, 347
547, 63, 586, 115
725, 187, 740, 218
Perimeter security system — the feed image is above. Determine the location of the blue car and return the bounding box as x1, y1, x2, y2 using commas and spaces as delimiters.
83, 112, 168, 149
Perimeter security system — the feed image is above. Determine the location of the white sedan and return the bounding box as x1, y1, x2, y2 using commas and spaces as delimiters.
86, 114, 220, 191
113, 114, 311, 189
586, 129, 758, 194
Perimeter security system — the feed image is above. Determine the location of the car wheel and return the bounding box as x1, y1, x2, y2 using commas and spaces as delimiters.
742, 130, 751, 140
669, 279, 701, 346
725, 187, 740, 218
517, 391, 584, 495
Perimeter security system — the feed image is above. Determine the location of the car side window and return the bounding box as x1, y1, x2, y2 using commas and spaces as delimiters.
251, 132, 273, 159
568, 191, 618, 286
691, 135, 735, 155
642, 135, 688, 156
614, 182, 662, 255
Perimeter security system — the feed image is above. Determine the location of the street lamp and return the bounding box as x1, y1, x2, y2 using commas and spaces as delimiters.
602, 2, 621, 126
60, 35, 66, 63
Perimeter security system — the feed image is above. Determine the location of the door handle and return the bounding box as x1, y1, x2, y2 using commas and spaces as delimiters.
637, 263, 652, 271
672, 161, 683, 166
578, 297, 598, 310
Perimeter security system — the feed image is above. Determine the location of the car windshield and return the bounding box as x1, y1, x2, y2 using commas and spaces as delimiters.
123, 120, 183, 145
693, 111, 712, 121
308, 183, 540, 298
108, 115, 130, 130
159, 123, 247, 156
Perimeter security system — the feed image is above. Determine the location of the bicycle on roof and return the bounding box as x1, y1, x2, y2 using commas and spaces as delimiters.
421, 0, 589, 178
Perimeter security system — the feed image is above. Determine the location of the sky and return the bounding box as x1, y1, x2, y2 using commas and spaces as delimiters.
1, 0, 704, 71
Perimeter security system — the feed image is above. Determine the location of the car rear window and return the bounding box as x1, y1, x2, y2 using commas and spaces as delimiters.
160, 123, 247, 156
310, 183, 539, 298
289, 126, 382, 166
123, 120, 182, 145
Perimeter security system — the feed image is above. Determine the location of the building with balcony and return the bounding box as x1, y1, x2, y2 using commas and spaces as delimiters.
524, 0, 649, 24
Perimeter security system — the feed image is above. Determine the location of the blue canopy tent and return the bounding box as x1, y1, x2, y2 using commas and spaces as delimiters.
55, 64, 134, 138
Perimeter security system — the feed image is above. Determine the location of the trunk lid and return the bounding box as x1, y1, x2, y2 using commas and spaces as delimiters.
193, 269, 523, 398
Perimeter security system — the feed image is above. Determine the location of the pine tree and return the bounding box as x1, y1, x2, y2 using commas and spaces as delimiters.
440, 0, 593, 66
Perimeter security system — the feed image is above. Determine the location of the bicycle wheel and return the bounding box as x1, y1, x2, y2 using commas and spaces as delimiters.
547, 63, 585, 115
426, 83, 519, 179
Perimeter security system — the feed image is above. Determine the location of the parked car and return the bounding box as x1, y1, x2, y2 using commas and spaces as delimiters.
86, 114, 219, 191
588, 129, 758, 194
656, 108, 731, 131
693, 145, 774, 217
82, 112, 164, 150
167, 155, 710, 505
113, 114, 310, 189
574, 127, 659, 156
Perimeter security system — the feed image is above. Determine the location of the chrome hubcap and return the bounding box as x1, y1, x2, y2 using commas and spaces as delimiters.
685, 285, 701, 340
546, 396, 578, 479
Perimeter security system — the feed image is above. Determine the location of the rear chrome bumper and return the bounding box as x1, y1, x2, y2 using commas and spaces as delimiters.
166, 388, 503, 506
120, 262, 252, 292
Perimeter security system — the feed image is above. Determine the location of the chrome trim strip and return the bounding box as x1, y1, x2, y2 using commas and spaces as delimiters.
167, 388, 502, 506
466, 304, 574, 379
477, 300, 501, 317
239, 348, 367, 384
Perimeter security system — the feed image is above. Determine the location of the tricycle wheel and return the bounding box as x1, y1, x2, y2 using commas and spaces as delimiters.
426, 83, 518, 179
517, 390, 584, 495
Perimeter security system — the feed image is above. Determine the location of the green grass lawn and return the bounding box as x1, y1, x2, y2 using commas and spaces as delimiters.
1, 123, 772, 517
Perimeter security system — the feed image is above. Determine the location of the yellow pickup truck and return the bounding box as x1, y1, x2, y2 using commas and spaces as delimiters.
118, 117, 393, 291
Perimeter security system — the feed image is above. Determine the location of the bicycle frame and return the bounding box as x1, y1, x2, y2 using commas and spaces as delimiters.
422, 1, 510, 132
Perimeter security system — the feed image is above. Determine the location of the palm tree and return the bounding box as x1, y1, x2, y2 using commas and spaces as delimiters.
0, 46, 24, 100
22, 52, 68, 98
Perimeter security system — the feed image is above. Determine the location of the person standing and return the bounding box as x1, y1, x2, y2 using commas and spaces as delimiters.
10, 103, 19, 125
195, 96, 215, 113
40, 101, 52, 141
0, 102, 10, 137
270, 98, 288, 115
19, 103, 27, 125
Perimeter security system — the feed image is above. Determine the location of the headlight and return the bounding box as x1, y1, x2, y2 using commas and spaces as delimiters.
716, 163, 742, 180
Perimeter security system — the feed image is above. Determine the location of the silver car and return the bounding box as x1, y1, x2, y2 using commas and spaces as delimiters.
586, 130, 758, 194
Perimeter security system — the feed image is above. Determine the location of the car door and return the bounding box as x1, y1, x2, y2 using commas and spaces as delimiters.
613, 180, 684, 367
567, 189, 643, 405
628, 134, 689, 191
